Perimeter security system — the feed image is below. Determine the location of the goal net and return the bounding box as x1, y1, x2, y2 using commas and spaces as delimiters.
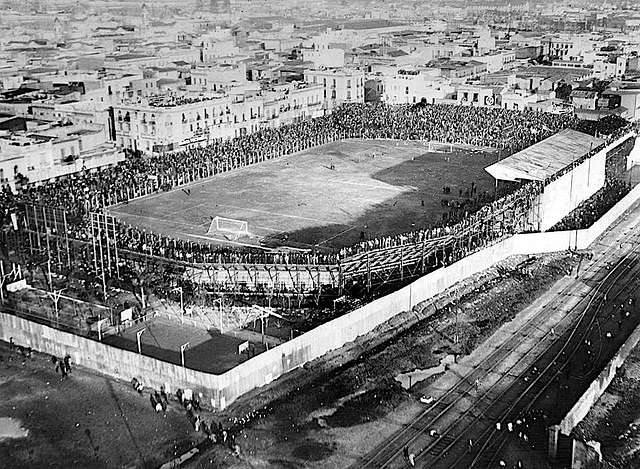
207, 216, 249, 239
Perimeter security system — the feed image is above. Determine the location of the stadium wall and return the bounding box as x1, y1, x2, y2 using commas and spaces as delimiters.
4, 162, 640, 409
627, 133, 640, 170
212, 181, 640, 407
538, 147, 607, 232
0, 312, 225, 408
538, 132, 637, 232
558, 320, 640, 436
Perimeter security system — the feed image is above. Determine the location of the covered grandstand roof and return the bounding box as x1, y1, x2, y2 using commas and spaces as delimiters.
485, 129, 605, 182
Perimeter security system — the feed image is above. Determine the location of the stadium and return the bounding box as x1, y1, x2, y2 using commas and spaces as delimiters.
108, 139, 496, 251
2, 102, 640, 410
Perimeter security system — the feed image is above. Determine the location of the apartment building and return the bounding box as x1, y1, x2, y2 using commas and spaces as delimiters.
304, 68, 365, 107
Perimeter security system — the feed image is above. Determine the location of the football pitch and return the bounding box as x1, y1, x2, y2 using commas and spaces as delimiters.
109, 139, 498, 251
103, 316, 258, 374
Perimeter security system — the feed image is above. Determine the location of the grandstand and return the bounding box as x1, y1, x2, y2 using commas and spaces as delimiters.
4, 103, 636, 302
485, 129, 605, 182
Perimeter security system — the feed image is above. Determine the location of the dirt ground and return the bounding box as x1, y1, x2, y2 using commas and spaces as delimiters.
0, 340, 200, 469
573, 344, 640, 468
185, 251, 578, 468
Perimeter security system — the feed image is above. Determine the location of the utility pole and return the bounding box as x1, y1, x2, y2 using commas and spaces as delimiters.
136, 328, 146, 354
172, 286, 184, 323
46, 287, 67, 325
180, 342, 190, 368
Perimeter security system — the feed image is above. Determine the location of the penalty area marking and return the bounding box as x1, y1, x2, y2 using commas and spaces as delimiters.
316, 225, 359, 246
216, 203, 337, 224
184, 233, 276, 251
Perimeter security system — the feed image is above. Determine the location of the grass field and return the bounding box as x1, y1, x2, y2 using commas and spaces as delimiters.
103, 316, 261, 374
110, 139, 497, 251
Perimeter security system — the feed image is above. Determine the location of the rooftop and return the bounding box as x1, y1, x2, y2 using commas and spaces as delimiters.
485, 129, 605, 182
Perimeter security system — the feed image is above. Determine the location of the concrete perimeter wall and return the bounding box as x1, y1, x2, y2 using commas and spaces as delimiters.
0, 313, 225, 407
4, 144, 640, 409
539, 145, 607, 232
559, 320, 640, 435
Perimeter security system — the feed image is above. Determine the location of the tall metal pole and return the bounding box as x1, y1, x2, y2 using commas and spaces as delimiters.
104, 211, 112, 273
91, 213, 98, 272
42, 207, 52, 290
136, 328, 146, 354
52, 209, 61, 267
62, 210, 71, 269
113, 215, 120, 279
180, 342, 189, 368
97, 224, 107, 302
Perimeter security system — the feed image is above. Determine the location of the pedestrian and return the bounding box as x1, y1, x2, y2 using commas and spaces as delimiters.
59, 359, 67, 379
408, 452, 415, 467
63, 354, 71, 374
9, 337, 14, 351
403, 446, 409, 461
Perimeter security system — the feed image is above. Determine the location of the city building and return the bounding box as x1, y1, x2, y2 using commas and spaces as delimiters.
304, 68, 365, 106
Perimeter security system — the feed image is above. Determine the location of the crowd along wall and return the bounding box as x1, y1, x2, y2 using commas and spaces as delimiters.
4, 152, 640, 409
209, 177, 640, 407
0, 312, 225, 408
538, 146, 607, 232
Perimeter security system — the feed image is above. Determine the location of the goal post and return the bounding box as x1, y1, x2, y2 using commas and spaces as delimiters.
207, 216, 249, 238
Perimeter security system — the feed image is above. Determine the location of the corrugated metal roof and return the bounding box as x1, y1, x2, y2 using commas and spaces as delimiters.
485, 129, 605, 182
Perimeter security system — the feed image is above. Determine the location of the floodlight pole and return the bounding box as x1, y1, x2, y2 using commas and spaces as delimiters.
136, 328, 146, 354
180, 342, 190, 368
172, 286, 184, 323
46, 288, 67, 325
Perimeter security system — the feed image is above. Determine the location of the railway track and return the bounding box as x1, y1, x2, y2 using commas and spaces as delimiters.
466, 239, 640, 468
355, 223, 640, 469
441, 244, 640, 469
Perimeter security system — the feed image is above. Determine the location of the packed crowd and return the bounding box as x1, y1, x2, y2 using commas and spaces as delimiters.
550, 180, 632, 232
3, 102, 631, 270
336, 103, 577, 151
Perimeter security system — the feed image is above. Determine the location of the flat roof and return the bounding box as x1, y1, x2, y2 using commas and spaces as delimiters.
485, 129, 605, 182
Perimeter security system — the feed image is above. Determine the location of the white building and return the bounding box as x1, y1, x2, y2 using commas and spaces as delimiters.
304, 68, 365, 107
474, 50, 517, 73
113, 82, 325, 154
374, 68, 453, 105
0, 124, 123, 190
302, 48, 345, 69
